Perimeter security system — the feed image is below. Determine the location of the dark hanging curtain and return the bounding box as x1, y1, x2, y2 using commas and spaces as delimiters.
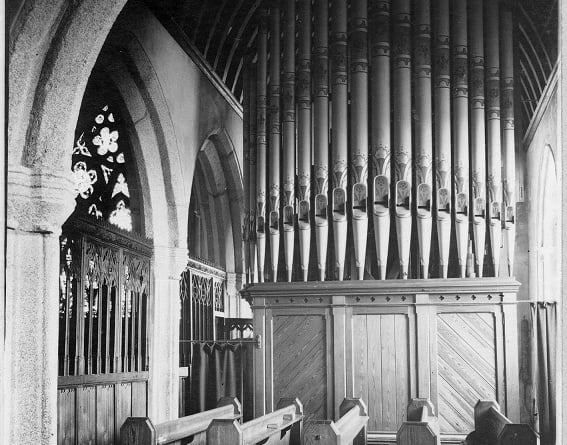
531, 302, 557, 445
188, 342, 254, 421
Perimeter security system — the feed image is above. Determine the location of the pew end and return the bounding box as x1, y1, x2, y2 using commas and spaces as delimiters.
396, 398, 440, 445
303, 398, 369, 445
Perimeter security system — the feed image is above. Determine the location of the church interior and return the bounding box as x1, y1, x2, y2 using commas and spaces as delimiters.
3, 0, 565, 444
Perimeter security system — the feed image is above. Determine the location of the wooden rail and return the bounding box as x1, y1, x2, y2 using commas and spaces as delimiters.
303, 398, 368, 445
207, 398, 303, 445
464, 400, 539, 445
120, 397, 241, 445
396, 399, 439, 445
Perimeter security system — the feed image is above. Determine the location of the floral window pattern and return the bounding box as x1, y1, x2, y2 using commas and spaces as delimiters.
72, 104, 133, 231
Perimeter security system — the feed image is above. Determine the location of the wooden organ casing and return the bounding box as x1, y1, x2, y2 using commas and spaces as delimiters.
242, 278, 520, 441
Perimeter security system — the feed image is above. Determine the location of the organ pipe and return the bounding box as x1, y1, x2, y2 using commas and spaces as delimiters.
414, 0, 433, 279
392, 0, 412, 279
350, 0, 369, 280
282, 0, 296, 282
501, 0, 515, 276
485, 0, 502, 277
331, 0, 348, 281
256, 9, 268, 283
268, 5, 281, 282
249, 65, 257, 283
370, 0, 391, 280
243, 63, 251, 283
433, 0, 451, 278
297, 0, 312, 281
452, 0, 469, 278
314, 0, 329, 281
469, 0, 486, 277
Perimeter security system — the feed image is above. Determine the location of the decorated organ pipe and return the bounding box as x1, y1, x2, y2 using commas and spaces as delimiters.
370, 0, 391, 280
331, 0, 349, 281
255, 9, 268, 283
392, 0, 412, 279
243, 63, 251, 283
268, 4, 281, 282
469, 0, 486, 277
350, 0, 369, 280
297, 0, 312, 282
451, 0, 469, 278
432, 0, 451, 278
413, 0, 433, 279
314, 0, 330, 281
282, 0, 296, 282
242, 0, 519, 282
249, 63, 257, 283
501, 0, 516, 276
485, 0, 502, 277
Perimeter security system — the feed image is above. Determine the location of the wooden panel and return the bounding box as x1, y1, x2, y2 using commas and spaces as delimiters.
96, 385, 115, 445
131, 381, 148, 417
57, 388, 76, 445
273, 315, 327, 421
353, 314, 410, 431
76, 386, 97, 444
115, 382, 133, 435
436, 313, 497, 434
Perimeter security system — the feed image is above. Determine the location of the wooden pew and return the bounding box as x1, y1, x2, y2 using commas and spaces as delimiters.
120, 397, 241, 445
207, 398, 303, 445
303, 398, 369, 445
396, 399, 439, 445
464, 400, 539, 445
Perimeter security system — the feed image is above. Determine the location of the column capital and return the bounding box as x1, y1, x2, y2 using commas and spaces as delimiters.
7, 165, 76, 234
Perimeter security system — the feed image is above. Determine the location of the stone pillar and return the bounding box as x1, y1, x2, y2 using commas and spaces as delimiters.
5, 166, 75, 445
149, 245, 187, 423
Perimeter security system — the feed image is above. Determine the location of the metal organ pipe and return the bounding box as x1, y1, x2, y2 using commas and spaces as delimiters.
392, 0, 412, 279
413, 0, 433, 278
243, 63, 251, 283
370, 0, 391, 280
268, 5, 281, 282
249, 65, 258, 283
501, 0, 516, 276
452, 0, 469, 278
350, 0, 369, 281
433, 0, 451, 278
485, 0, 502, 277
297, 0, 312, 282
282, 0, 296, 282
314, 0, 329, 281
469, 0, 486, 277
331, 0, 349, 281
255, 9, 268, 283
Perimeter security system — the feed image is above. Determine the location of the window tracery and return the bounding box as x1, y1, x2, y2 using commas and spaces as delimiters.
72, 103, 133, 231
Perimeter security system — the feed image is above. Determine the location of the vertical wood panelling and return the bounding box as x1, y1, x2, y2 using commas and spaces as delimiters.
77, 386, 97, 444
436, 312, 496, 433
273, 315, 327, 421
353, 314, 409, 431
131, 381, 147, 416
115, 383, 133, 437
96, 385, 114, 445
58, 389, 76, 445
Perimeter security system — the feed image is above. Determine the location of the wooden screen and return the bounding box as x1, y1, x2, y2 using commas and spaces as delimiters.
57, 215, 152, 445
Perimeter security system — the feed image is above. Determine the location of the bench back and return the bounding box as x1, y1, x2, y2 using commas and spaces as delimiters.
120, 397, 241, 445
303, 398, 369, 445
207, 398, 303, 445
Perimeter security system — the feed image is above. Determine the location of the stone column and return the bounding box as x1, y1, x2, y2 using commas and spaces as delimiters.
5, 166, 76, 445
149, 245, 187, 423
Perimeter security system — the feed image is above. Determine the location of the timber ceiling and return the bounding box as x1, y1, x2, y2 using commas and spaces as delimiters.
146, 0, 557, 128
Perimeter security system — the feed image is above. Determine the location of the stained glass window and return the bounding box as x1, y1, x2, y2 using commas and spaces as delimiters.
72, 99, 134, 231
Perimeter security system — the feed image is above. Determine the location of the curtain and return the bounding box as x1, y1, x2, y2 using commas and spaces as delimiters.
531, 302, 557, 445
188, 342, 254, 420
